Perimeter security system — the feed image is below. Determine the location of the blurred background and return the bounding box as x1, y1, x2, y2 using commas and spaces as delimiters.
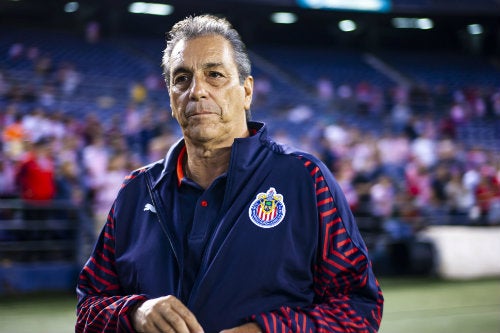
0, 0, 499, 332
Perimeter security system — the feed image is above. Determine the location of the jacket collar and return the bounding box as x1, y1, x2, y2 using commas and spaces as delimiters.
150, 121, 267, 189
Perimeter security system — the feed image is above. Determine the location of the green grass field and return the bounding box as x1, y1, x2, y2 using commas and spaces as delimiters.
0, 278, 498, 333
378, 278, 500, 333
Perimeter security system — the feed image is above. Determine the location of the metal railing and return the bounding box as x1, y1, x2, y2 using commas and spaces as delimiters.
0, 199, 95, 265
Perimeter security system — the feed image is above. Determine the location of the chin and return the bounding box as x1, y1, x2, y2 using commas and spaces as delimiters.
186, 126, 219, 142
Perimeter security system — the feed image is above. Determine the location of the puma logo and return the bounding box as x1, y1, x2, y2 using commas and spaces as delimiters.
144, 203, 157, 214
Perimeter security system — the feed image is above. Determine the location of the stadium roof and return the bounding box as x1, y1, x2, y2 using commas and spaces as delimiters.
1, 0, 499, 54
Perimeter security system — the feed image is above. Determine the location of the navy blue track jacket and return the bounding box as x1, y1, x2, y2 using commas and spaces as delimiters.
76, 121, 384, 333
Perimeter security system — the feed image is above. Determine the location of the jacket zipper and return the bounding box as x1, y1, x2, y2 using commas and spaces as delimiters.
145, 172, 183, 298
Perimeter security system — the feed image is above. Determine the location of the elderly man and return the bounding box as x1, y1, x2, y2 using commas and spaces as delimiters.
76, 14, 383, 333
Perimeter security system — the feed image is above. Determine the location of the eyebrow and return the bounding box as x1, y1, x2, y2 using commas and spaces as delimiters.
203, 62, 224, 70
172, 62, 225, 78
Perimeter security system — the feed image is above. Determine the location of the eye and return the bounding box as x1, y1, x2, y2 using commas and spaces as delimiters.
208, 71, 224, 79
173, 74, 190, 86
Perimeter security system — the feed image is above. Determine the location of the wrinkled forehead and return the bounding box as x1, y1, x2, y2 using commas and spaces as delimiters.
169, 35, 235, 70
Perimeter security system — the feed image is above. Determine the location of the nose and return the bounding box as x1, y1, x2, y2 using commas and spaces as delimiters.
189, 75, 208, 101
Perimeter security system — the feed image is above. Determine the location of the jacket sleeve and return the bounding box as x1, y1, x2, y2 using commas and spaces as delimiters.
75, 204, 147, 333
251, 156, 384, 333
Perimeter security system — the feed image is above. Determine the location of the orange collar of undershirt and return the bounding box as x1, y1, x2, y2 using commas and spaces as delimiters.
176, 145, 187, 187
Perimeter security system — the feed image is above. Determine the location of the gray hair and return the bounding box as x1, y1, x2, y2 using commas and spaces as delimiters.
162, 14, 252, 87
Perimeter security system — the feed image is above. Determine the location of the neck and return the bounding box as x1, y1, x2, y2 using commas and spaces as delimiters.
184, 144, 232, 189
182, 124, 251, 188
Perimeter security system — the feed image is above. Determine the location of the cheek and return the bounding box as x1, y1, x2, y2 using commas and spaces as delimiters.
224, 89, 246, 114
170, 94, 185, 119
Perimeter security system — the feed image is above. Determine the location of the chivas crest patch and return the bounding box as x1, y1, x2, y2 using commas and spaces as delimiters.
248, 187, 286, 228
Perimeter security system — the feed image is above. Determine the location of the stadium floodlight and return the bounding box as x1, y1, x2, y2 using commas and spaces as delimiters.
128, 2, 173, 16
392, 17, 411, 29
392, 17, 434, 30
64, 2, 79, 13
467, 24, 484, 35
338, 19, 357, 32
297, 0, 390, 12
270, 12, 298, 24
416, 18, 433, 30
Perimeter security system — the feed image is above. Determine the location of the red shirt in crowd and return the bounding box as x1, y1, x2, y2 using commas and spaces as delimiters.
15, 151, 55, 201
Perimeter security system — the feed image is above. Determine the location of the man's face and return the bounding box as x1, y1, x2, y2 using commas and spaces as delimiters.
168, 35, 253, 146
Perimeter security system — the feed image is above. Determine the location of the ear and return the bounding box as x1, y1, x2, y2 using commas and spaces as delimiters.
243, 76, 254, 111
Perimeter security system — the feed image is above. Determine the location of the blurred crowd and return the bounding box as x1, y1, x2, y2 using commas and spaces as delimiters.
0, 102, 180, 235
1, 40, 500, 242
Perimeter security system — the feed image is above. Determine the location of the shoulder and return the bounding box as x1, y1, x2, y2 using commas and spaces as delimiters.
266, 139, 334, 180
121, 159, 165, 188
121, 138, 184, 188
269, 142, 350, 207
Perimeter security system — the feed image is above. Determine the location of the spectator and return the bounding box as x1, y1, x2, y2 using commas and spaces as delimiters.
138, 107, 156, 160
370, 174, 396, 225
0, 153, 17, 199
475, 170, 500, 224
85, 21, 100, 43
129, 81, 147, 104
81, 133, 109, 194
377, 131, 410, 180
491, 88, 500, 117
445, 169, 473, 224
15, 136, 56, 202
123, 103, 142, 150
57, 62, 81, 96
411, 128, 437, 168
55, 159, 83, 205
15, 136, 56, 225
91, 152, 129, 234
253, 75, 272, 107
144, 72, 164, 91
8, 42, 24, 61
34, 52, 53, 78
2, 111, 26, 160
316, 75, 334, 101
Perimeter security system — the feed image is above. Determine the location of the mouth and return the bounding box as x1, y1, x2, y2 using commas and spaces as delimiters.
185, 105, 219, 118
187, 110, 216, 118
